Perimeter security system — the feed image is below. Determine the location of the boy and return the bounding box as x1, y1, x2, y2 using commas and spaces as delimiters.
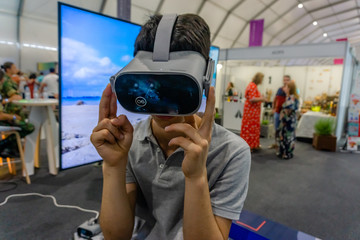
91, 14, 251, 240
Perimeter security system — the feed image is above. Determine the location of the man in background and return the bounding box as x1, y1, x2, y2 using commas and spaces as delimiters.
39, 68, 58, 99
269, 75, 291, 149
36, 72, 44, 84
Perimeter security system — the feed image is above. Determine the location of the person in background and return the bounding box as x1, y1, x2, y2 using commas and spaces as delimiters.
240, 72, 266, 151
0, 70, 34, 157
17, 71, 28, 99
268, 75, 291, 149
39, 68, 58, 99
0, 62, 24, 119
91, 14, 251, 240
36, 72, 44, 84
27, 73, 37, 98
225, 82, 236, 96
1, 62, 19, 85
276, 80, 299, 160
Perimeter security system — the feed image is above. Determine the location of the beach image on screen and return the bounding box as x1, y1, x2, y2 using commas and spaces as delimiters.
60, 4, 146, 169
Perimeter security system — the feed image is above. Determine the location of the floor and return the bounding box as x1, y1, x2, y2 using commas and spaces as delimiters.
0, 137, 359, 240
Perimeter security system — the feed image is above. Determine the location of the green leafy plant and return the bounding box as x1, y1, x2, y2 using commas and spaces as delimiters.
314, 118, 335, 135
261, 120, 269, 125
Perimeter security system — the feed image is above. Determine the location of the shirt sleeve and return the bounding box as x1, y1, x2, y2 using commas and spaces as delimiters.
210, 145, 251, 220
3, 82, 17, 98
126, 155, 137, 184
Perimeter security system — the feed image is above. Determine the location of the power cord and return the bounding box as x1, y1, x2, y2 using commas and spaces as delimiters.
0, 192, 99, 219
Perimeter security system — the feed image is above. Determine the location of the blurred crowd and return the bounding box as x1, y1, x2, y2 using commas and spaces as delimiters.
0, 61, 58, 158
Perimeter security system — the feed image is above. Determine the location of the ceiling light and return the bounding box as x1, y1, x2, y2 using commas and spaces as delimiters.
323, 33, 327, 37
313, 21, 318, 26
298, 3, 303, 8
217, 64, 223, 70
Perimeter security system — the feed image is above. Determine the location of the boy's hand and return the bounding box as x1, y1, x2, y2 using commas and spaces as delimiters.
90, 84, 133, 168
165, 87, 215, 179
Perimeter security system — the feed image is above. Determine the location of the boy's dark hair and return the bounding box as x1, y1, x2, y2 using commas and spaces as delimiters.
49, 68, 55, 73
134, 14, 211, 60
1, 62, 14, 72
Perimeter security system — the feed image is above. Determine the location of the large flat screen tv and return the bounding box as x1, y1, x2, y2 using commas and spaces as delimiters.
210, 45, 220, 87
59, 3, 142, 170
59, 2, 221, 170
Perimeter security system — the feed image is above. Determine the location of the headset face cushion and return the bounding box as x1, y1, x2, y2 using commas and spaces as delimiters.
114, 73, 201, 115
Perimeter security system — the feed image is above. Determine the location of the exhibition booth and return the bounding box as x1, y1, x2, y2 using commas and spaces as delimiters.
215, 42, 356, 145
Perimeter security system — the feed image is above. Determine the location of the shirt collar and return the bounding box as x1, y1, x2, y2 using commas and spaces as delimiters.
135, 116, 153, 142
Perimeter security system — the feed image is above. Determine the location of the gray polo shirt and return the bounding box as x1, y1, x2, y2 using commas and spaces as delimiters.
126, 117, 251, 240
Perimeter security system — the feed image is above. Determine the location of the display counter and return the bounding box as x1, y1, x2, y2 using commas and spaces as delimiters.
296, 111, 336, 139
223, 97, 244, 132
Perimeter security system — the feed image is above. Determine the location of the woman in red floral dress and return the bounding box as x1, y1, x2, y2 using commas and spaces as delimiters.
240, 72, 265, 150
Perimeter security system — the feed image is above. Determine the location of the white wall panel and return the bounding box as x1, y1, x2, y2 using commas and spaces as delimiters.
0, 45, 18, 67
20, 47, 58, 73
132, 0, 160, 12
334, 1, 357, 12
160, 0, 202, 14
336, 9, 358, 21
19, 16, 57, 72
312, 8, 334, 19
267, 19, 289, 36
199, 2, 227, 35
237, 24, 250, 46
209, 0, 241, 11
282, 7, 306, 23
103, 0, 117, 18
131, 5, 153, 25
0, 0, 19, 14
233, 0, 265, 20
213, 35, 234, 49
217, 15, 246, 41
303, 0, 329, 10
23, 0, 102, 22
0, 14, 17, 41
257, 9, 277, 28
270, 0, 293, 16
323, 23, 342, 32
20, 16, 57, 46
339, 17, 360, 27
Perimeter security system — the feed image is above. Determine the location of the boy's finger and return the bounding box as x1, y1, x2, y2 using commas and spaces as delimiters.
98, 84, 112, 123
199, 87, 215, 139
109, 92, 117, 119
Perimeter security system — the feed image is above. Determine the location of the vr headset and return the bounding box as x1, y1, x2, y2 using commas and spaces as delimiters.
110, 14, 214, 115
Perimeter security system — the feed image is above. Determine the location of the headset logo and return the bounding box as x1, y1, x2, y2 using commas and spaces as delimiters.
135, 97, 147, 107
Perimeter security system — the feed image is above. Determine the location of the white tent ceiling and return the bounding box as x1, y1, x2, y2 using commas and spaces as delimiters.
1, 0, 360, 47
0, 0, 360, 69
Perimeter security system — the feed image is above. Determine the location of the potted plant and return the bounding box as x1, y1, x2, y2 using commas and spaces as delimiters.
260, 120, 273, 138
312, 118, 336, 152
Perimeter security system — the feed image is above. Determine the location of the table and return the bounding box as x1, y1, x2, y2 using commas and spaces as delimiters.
13, 99, 59, 175
296, 111, 336, 138
223, 99, 244, 131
